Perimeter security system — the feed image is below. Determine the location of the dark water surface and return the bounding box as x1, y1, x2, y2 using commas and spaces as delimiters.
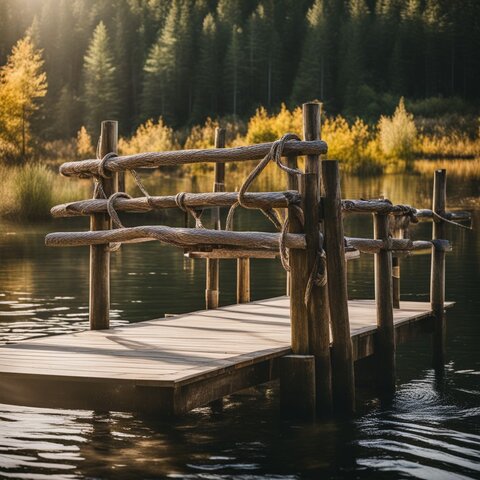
0, 172, 479, 479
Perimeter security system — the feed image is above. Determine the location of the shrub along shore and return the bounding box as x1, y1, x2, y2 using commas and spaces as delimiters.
1, 100, 479, 220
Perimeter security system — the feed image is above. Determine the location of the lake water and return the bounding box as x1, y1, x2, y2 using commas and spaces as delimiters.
0, 170, 479, 479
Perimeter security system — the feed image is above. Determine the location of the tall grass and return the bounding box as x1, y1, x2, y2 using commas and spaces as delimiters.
0, 163, 90, 220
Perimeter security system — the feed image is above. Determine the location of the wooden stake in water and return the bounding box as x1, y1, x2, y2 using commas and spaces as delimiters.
431, 169, 447, 371
206, 127, 225, 309
374, 212, 395, 394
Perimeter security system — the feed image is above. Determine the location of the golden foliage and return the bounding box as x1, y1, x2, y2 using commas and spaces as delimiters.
184, 118, 219, 149
378, 98, 417, 159
118, 118, 179, 155
0, 35, 47, 161
76, 126, 94, 158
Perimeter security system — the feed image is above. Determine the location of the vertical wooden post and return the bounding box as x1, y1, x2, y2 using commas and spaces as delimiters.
205, 127, 225, 309
374, 213, 396, 394
237, 259, 250, 303
431, 169, 447, 370
90, 120, 118, 330
322, 160, 355, 414
391, 226, 403, 309
303, 102, 332, 414
286, 155, 299, 296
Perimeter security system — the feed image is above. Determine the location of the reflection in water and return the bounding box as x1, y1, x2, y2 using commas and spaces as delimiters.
0, 171, 478, 479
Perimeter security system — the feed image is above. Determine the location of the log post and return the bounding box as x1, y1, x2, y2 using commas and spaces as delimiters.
286, 155, 299, 296
90, 120, 118, 330
205, 127, 225, 309
280, 355, 316, 420
322, 160, 355, 414
373, 213, 395, 394
431, 169, 447, 371
237, 258, 251, 303
303, 102, 332, 414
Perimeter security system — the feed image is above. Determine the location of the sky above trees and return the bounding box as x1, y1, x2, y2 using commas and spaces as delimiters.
0, 0, 479, 140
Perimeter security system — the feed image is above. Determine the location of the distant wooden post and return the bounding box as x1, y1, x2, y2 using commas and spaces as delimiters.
90, 120, 118, 330
374, 213, 395, 394
431, 169, 447, 371
322, 160, 355, 414
237, 258, 251, 303
205, 127, 225, 309
303, 102, 332, 414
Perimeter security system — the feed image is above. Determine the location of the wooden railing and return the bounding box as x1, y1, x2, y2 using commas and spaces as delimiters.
46, 102, 471, 417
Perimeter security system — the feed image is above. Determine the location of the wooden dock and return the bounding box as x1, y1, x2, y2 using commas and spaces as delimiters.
2, 104, 468, 418
0, 297, 453, 414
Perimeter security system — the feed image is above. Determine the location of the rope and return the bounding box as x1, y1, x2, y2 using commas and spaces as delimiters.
225, 133, 305, 271
175, 192, 204, 229
304, 249, 327, 306
432, 210, 473, 231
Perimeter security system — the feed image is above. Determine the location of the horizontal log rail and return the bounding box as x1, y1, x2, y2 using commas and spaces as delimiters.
345, 237, 451, 254
341, 199, 471, 222
51, 191, 300, 217
59, 140, 328, 177
44, 224, 449, 256
45, 226, 307, 250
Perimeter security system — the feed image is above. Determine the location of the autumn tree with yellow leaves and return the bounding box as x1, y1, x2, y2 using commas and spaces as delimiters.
0, 35, 47, 162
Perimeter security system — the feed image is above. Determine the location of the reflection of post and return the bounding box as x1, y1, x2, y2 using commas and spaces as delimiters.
90, 120, 118, 330
431, 169, 446, 372
206, 128, 225, 309
374, 213, 395, 395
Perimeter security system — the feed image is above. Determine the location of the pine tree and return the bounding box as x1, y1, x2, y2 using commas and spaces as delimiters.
0, 34, 47, 162
338, 0, 371, 115
223, 25, 247, 118
141, 1, 179, 125
247, 2, 282, 108
83, 21, 119, 138
291, 0, 327, 105
192, 13, 220, 122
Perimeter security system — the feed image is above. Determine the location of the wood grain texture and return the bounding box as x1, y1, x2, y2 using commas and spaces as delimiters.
322, 160, 355, 414
302, 102, 332, 415
59, 140, 328, 177
0, 297, 453, 413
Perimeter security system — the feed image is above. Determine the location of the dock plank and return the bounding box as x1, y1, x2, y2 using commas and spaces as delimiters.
0, 297, 453, 413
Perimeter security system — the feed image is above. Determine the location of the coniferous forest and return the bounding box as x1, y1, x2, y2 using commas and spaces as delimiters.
1, 0, 480, 142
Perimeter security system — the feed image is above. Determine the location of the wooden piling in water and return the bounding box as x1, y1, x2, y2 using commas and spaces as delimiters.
280, 355, 316, 420
303, 102, 332, 415
373, 213, 396, 394
322, 160, 355, 414
206, 128, 225, 309
89, 120, 118, 330
431, 169, 447, 371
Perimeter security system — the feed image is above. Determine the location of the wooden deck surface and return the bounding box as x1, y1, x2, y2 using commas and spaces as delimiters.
0, 297, 453, 414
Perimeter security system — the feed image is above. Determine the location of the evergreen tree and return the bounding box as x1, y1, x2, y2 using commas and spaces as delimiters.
83, 21, 119, 137
338, 0, 371, 115
223, 25, 247, 118
192, 13, 220, 122
247, 2, 282, 108
291, 0, 327, 105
